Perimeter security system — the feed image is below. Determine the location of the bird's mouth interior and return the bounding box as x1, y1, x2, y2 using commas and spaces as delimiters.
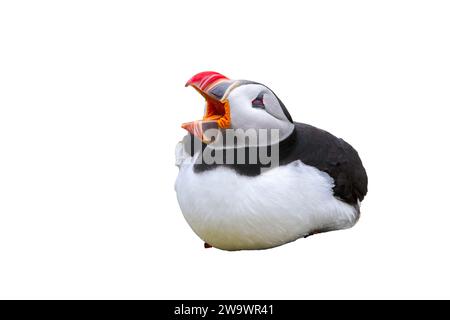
181, 85, 231, 143
195, 86, 230, 126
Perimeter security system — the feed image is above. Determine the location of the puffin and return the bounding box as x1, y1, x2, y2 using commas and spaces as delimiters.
175, 71, 368, 251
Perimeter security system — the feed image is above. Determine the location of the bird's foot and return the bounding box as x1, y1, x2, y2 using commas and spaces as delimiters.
204, 242, 212, 249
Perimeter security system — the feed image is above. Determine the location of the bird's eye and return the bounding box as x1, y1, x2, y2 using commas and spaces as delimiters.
251, 93, 265, 109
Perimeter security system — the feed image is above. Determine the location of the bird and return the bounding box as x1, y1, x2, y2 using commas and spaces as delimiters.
175, 71, 368, 251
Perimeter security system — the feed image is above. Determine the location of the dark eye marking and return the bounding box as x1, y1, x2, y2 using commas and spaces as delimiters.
251, 92, 265, 109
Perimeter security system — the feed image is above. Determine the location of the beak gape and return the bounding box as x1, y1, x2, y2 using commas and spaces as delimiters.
181, 72, 232, 143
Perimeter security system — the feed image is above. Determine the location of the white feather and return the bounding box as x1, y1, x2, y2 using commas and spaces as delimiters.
175, 148, 359, 251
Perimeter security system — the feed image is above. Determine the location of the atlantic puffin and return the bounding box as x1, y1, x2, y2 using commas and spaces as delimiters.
175, 71, 368, 251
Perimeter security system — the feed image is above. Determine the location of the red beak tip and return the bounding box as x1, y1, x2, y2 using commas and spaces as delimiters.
185, 71, 229, 91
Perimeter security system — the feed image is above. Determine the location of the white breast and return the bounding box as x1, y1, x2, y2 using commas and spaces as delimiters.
175, 147, 359, 251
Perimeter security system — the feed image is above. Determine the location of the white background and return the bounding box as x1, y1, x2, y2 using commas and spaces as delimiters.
1, 1, 449, 299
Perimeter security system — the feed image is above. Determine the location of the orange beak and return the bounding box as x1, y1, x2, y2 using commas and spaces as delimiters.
182, 72, 232, 143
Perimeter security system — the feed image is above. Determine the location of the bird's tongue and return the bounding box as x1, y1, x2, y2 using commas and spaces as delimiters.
181, 119, 219, 143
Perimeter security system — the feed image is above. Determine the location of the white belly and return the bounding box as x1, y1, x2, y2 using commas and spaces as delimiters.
175, 153, 359, 251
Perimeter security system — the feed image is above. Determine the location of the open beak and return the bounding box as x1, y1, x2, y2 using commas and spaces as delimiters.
182, 72, 232, 143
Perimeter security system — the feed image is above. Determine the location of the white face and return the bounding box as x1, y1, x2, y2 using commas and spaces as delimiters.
226, 83, 295, 143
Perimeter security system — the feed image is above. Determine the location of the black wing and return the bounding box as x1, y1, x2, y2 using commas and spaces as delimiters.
283, 122, 368, 204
